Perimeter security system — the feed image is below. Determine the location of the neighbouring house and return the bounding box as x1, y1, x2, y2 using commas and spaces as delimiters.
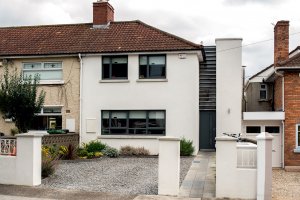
243, 20, 300, 170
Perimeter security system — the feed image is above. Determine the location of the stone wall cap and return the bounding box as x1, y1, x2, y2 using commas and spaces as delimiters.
256, 132, 274, 140
215, 38, 243, 41
16, 133, 45, 138
99, 135, 159, 139
158, 136, 180, 141
216, 135, 238, 141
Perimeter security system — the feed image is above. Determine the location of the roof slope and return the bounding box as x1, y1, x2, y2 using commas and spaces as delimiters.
0, 20, 201, 56
278, 52, 300, 67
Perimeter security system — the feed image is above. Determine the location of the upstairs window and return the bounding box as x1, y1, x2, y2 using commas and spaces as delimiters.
296, 125, 300, 150
23, 62, 62, 81
102, 56, 128, 79
260, 84, 267, 100
139, 55, 166, 79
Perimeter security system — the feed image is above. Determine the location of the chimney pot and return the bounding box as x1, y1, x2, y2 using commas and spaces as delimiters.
274, 20, 289, 66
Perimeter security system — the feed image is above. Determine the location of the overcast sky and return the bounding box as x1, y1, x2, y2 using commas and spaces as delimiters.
0, 0, 300, 77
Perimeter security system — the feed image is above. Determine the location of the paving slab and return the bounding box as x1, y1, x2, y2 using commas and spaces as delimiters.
179, 152, 216, 199
134, 195, 201, 200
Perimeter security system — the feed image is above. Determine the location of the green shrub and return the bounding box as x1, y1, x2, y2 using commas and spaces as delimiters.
85, 140, 107, 153
120, 146, 150, 156
87, 152, 94, 159
41, 146, 59, 178
102, 146, 119, 158
180, 137, 195, 156
77, 148, 88, 158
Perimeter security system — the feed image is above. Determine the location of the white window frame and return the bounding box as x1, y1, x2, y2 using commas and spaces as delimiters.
259, 84, 268, 100
22, 62, 64, 84
295, 124, 300, 153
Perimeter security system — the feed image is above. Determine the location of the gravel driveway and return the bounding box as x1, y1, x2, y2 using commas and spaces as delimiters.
41, 157, 194, 195
272, 169, 300, 200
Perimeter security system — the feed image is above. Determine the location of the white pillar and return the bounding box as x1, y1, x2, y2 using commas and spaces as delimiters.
158, 137, 180, 196
216, 38, 243, 137
256, 132, 274, 200
16, 133, 43, 186
215, 135, 238, 198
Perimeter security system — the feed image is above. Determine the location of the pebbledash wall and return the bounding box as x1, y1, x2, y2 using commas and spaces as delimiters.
80, 52, 200, 154
0, 57, 80, 135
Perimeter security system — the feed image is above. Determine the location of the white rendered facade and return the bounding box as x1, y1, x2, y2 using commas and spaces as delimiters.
80, 52, 201, 154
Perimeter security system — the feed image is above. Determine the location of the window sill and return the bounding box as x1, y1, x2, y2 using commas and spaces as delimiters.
4, 119, 13, 123
136, 79, 168, 82
98, 135, 162, 139
258, 99, 269, 102
294, 148, 300, 153
99, 80, 130, 83
39, 80, 65, 85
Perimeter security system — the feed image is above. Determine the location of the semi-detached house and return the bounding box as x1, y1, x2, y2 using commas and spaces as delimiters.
0, 0, 243, 155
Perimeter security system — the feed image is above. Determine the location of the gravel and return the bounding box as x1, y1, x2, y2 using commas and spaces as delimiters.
41, 157, 194, 195
272, 169, 300, 200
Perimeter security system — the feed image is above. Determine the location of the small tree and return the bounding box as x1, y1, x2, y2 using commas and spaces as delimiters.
0, 66, 45, 133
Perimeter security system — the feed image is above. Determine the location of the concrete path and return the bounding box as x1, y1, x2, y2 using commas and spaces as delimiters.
179, 152, 216, 199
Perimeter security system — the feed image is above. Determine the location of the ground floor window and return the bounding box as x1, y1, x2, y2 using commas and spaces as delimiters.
296, 125, 300, 149
265, 126, 280, 134
246, 126, 261, 134
102, 110, 165, 135
30, 106, 62, 130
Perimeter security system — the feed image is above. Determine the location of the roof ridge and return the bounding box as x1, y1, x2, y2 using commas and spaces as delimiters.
134, 20, 202, 49
0, 23, 93, 29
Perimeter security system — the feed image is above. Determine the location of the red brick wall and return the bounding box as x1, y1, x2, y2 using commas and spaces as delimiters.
274, 21, 289, 65
93, 2, 114, 26
274, 77, 283, 111
284, 72, 300, 166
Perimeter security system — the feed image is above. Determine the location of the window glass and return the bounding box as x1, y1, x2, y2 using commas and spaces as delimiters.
111, 111, 127, 127
149, 65, 165, 77
102, 56, 128, 79
44, 63, 62, 69
149, 56, 165, 65
30, 116, 62, 130
43, 107, 61, 114
129, 111, 146, 128
139, 55, 166, 79
298, 125, 300, 147
23, 63, 42, 70
149, 111, 165, 128
23, 62, 62, 81
246, 126, 261, 133
102, 110, 165, 135
139, 56, 147, 65
265, 126, 280, 134
260, 91, 267, 100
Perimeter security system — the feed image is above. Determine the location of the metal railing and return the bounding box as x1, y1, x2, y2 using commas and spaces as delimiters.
237, 142, 257, 169
0, 137, 17, 156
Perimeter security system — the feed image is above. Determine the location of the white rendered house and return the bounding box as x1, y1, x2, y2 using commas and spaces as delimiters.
78, 1, 204, 154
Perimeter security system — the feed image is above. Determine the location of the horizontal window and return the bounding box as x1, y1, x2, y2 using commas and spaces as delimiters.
102, 56, 128, 80
23, 62, 63, 81
36, 107, 62, 115
102, 110, 165, 135
265, 126, 280, 134
246, 126, 261, 134
139, 55, 166, 79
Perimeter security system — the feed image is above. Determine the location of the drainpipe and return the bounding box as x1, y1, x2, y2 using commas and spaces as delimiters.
78, 53, 83, 146
274, 67, 285, 168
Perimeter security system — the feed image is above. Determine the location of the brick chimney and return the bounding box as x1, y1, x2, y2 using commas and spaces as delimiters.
274, 21, 289, 66
93, 0, 114, 27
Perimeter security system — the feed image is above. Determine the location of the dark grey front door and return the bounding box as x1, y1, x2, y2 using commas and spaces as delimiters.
200, 111, 216, 150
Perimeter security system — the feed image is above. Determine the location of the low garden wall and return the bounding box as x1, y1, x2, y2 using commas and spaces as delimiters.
42, 134, 79, 147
